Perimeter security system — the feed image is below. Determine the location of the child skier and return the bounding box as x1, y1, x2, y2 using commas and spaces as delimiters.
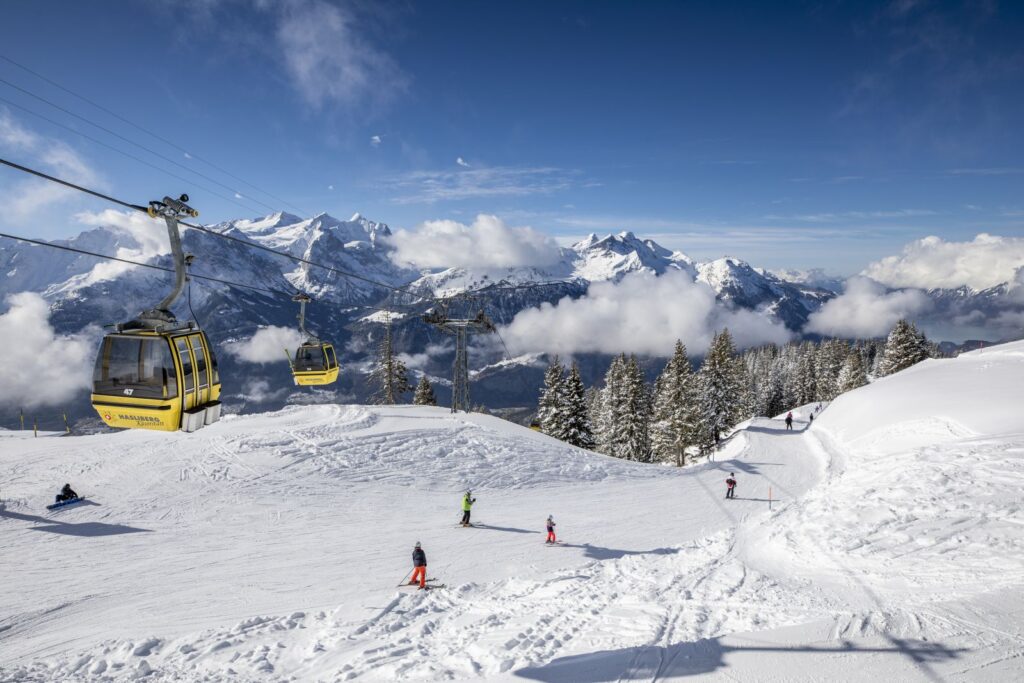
725, 474, 737, 499
410, 542, 427, 589
55, 483, 78, 504
460, 490, 476, 526
785, 412, 793, 430
545, 515, 557, 544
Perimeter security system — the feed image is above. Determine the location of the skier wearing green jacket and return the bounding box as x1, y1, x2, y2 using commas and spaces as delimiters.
460, 490, 476, 527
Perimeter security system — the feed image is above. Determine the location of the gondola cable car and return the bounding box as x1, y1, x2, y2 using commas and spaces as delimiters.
90, 195, 222, 432
286, 292, 339, 386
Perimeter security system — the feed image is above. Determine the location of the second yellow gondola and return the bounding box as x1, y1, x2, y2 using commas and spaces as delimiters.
287, 293, 340, 386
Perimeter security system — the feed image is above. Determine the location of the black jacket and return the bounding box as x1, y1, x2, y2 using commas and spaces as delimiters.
412, 548, 427, 567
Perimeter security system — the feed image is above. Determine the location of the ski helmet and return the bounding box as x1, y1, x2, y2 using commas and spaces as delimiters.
415, 541, 421, 548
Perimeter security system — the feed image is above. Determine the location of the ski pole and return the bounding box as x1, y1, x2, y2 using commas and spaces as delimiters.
396, 568, 413, 587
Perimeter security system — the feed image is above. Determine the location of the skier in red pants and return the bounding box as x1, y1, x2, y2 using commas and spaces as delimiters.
410, 542, 427, 589
545, 515, 557, 544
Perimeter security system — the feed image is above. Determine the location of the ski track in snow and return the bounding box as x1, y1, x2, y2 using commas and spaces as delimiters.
2, 344, 1024, 681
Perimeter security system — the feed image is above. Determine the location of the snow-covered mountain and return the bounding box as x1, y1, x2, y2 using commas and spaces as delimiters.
1, 211, 1020, 423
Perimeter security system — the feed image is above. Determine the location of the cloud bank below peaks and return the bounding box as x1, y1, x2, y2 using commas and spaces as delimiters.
0, 293, 95, 409
805, 276, 931, 338
500, 270, 791, 357
863, 234, 1024, 291
225, 326, 305, 364
386, 214, 563, 269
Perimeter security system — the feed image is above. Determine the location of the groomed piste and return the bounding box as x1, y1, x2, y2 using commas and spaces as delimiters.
1, 342, 1022, 681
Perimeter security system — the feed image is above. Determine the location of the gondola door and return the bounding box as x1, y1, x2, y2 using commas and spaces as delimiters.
174, 336, 198, 412
187, 333, 211, 406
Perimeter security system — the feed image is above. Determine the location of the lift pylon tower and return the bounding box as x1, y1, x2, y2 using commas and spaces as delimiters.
423, 307, 496, 412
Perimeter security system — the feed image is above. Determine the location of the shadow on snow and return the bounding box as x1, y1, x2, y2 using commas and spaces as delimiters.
514, 635, 966, 681
0, 507, 151, 537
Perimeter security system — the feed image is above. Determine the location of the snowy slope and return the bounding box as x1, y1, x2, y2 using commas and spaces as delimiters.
3, 344, 1023, 681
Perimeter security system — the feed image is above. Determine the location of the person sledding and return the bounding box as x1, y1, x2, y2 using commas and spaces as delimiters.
460, 490, 476, 527
545, 515, 557, 544
785, 412, 793, 430
725, 473, 737, 499
54, 483, 78, 504
410, 542, 428, 589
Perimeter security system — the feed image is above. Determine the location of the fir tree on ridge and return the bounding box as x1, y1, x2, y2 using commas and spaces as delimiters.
878, 319, 931, 376
413, 375, 438, 406
370, 316, 412, 405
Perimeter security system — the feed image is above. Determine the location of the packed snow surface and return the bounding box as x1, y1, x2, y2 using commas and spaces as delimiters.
2, 342, 1023, 681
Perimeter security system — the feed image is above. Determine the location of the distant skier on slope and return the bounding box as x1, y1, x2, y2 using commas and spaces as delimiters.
410, 542, 427, 589
725, 474, 737, 499
460, 490, 476, 527
809, 413, 814, 425
545, 515, 557, 544
785, 412, 793, 430
54, 483, 78, 504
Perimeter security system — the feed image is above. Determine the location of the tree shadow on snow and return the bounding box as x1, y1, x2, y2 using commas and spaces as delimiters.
0, 508, 151, 537
560, 544, 678, 561
514, 635, 966, 681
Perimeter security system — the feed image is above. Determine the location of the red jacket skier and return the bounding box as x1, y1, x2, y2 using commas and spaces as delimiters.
725, 474, 737, 499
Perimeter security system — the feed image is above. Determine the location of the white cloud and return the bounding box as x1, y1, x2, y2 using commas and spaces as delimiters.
0, 293, 95, 409
370, 135, 383, 146
327, 184, 334, 190
501, 270, 792, 357
805, 276, 931, 338
0, 110, 102, 220
73, 209, 170, 283
384, 166, 573, 204
386, 214, 563, 269
763, 209, 937, 222
235, 378, 288, 404
456, 157, 470, 168
225, 325, 305, 364
863, 234, 1024, 290
274, 0, 406, 109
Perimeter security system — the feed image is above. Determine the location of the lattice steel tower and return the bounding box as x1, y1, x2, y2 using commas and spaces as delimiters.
423, 307, 496, 412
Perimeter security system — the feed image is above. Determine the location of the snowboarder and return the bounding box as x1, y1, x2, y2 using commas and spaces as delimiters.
410, 542, 427, 589
785, 412, 793, 430
460, 490, 476, 526
54, 483, 78, 504
545, 515, 557, 544
725, 474, 737, 499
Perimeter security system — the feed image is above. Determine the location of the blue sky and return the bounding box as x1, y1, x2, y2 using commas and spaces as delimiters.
0, 0, 1022, 274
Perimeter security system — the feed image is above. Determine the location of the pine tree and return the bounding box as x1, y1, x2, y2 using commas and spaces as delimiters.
370, 317, 412, 404
794, 341, 818, 405
561, 363, 595, 449
537, 356, 567, 440
698, 329, 745, 448
413, 374, 438, 406
619, 355, 653, 462
595, 354, 627, 457
878, 319, 930, 376
814, 339, 849, 402
836, 351, 868, 393
651, 341, 701, 466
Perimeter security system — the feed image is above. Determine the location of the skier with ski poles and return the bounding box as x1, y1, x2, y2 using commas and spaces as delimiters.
545, 515, 557, 544
460, 490, 476, 527
410, 542, 427, 589
785, 412, 793, 430
725, 473, 737, 499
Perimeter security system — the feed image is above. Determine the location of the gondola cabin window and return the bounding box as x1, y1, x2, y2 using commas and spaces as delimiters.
93, 337, 178, 399
295, 345, 325, 371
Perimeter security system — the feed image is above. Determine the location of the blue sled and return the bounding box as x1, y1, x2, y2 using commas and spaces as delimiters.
46, 497, 85, 511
